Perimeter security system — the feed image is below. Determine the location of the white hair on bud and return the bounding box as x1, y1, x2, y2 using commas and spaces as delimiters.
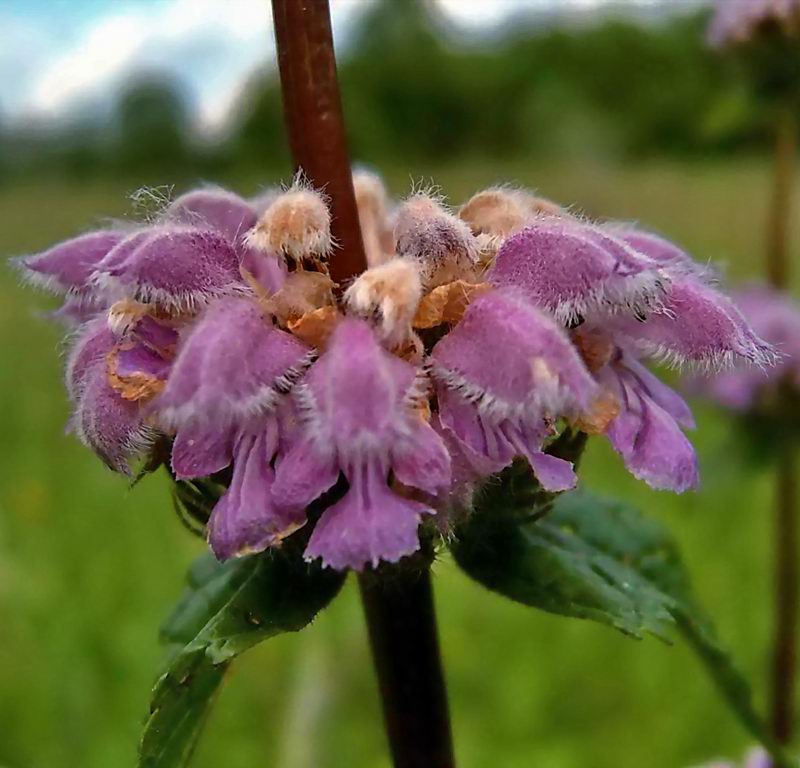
344, 258, 423, 347
245, 174, 333, 262
394, 192, 479, 288
353, 168, 394, 268
459, 186, 566, 240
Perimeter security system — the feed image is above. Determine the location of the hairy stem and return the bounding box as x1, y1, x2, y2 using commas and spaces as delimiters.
271, 0, 367, 285
766, 105, 798, 745
358, 566, 457, 768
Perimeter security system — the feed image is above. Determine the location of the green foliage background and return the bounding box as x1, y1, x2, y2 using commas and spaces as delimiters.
2, 2, 800, 767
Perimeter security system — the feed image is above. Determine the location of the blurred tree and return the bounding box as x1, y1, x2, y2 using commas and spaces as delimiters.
231, 74, 291, 175
3, 5, 787, 183
111, 74, 192, 174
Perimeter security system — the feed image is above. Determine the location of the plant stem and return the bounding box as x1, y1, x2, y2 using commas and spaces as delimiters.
766, 105, 798, 745
358, 566, 456, 768
766, 107, 796, 289
270, 3, 455, 765
271, 0, 367, 285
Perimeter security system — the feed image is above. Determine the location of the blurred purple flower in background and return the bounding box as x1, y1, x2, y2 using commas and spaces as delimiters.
694, 284, 800, 412
696, 746, 773, 768
708, 0, 800, 47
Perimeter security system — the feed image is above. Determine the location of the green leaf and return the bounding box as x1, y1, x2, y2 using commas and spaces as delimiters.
139, 549, 345, 768
452, 467, 787, 764
451, 463, 674, 638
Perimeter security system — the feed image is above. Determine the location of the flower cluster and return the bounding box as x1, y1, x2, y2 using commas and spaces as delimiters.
708, 0, 800, 48
16, 176, 773, 570
694, 284, 800, 412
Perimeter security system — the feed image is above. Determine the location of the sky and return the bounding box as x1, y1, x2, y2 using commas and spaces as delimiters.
0, 0, 699, 134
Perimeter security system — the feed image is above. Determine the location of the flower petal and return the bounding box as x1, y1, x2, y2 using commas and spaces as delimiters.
172, 424, 234, 480
51, 296, 107, 326
628, 395, 699, 492
527, 451, 577, 492
165, 188, 257, 247
271, 438, 340, 513
392, 421, 452, 496
66, 318, 116, 401
18, 230, 123, 295
298, 318, 418, 449
208, 425, 301, 560
437, 387, 515, 471
156, 297, 313, 429
614, 276, 776, 369
304, 461, 431, 570
239, 245, 287, 295
488, 220, 666, 324
431, 289, 597, 420
74, 365, 154, 475
602, 365, 698, 493
607, 226, 697, 273
620, 355, 695, 429
92, 227, 243, 313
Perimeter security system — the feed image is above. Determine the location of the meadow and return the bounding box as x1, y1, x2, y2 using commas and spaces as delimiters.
1, 158, 797, 768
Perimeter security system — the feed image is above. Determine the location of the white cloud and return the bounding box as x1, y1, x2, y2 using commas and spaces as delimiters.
16, 0, 275, 133
0, 0, 696, 132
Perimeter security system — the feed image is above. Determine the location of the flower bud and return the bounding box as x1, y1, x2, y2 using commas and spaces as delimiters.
459, 187, 564, 240
394, 193, 479, 288
246, 180, 332, 265
345, 258, 423, 347
354, 169, 394, 267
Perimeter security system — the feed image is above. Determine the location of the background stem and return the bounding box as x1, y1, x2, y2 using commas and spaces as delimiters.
766, 105, 798, 745
358, 567, 456, 768
766, 108, 796, 289
271, 0, 367, 285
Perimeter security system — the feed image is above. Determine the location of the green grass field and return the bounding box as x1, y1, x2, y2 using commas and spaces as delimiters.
0, 159, 796, 768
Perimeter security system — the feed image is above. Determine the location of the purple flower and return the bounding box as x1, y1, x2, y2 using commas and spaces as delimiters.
695, 284, 800, 410
272, 319, 451, 570
18, 230, 124, 296
16, 231, 124, 324
154, 296, 314, 559
604, 228, 775, 370
18, 186, 285, 324
165, 186, 286, 295
488, 217, 668, 325
19, 179, 777, 570
90, 227, 245, 314
165, 187, 258, 248
65, 316, 172, 475
708, 0, 800, 47
430, 289, 597, 491
595, 344, 699, 492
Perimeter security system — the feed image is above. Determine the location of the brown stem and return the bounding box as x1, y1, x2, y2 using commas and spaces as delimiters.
766, 107, 796, 290
766, 106, 798, 745
358, 566, 457, 768
271, 0, 367, 286
270, 4, 454, 765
